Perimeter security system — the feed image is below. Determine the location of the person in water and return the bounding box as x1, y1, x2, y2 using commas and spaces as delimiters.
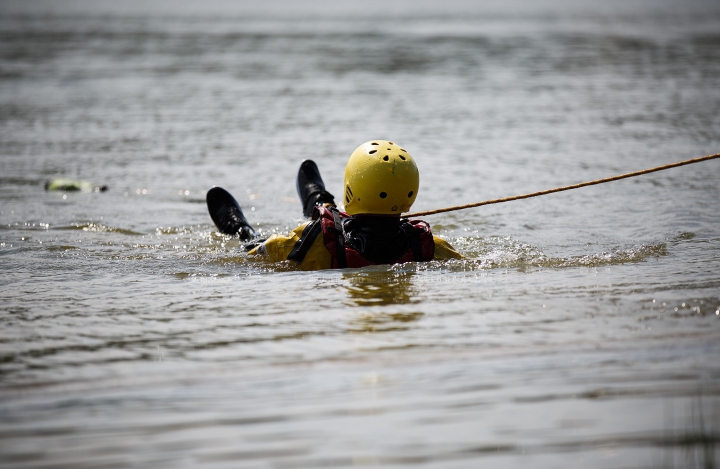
206, 140, 462, 270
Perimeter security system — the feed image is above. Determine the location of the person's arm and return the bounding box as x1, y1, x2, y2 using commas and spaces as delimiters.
433, 236, 463, 260
247, 222, 332, 270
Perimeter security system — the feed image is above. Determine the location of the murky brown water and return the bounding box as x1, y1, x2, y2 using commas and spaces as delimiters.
1, 0, 719, 467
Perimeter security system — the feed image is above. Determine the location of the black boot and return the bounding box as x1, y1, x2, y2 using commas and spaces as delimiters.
206, 186, 256, 240
296, 160, 336, 218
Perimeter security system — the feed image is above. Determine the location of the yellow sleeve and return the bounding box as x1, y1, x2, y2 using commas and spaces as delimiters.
247, 222, 332, 271
433, 235, 463, 260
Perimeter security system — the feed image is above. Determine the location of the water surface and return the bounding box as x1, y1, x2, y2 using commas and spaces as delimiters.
1, 0, 719, 467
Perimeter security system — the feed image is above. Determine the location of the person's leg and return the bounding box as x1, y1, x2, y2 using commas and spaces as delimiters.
296, 160, 336, 218
206, 186, 256, 240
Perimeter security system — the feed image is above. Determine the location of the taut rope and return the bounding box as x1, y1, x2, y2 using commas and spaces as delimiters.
404, 153, 720, 218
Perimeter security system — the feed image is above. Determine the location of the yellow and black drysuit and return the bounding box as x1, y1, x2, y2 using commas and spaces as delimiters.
248, 206, 461, 271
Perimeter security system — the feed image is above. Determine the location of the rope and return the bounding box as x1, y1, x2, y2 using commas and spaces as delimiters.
404, 153, 720, 218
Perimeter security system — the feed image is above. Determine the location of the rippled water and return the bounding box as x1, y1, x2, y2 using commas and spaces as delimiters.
1, 0, 720, 467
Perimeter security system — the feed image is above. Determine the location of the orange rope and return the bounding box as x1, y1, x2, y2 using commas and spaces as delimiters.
404, 153, 720, 218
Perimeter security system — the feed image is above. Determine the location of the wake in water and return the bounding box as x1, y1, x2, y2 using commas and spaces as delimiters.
3, 218, 674, 273
445, 235, 669, 271
2, 217, 678, 275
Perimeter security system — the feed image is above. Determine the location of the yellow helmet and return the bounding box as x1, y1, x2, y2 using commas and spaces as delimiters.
343, 140, 419, 215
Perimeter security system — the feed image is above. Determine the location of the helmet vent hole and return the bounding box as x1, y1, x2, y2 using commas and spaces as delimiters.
371, 142, 379, 145
345, 185, 353, 204
399, 155, 406, 160
379, 192, 387, 199
383, 155, 389, 161
369, 150, 377, 154
400, 148, 406, 152
388, 142, 394, 144
408, 191, 414, 197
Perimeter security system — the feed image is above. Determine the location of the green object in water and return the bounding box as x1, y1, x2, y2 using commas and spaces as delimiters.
45, 179, 108, 192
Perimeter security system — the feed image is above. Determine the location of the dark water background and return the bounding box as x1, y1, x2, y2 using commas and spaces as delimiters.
1, 0, 719, 467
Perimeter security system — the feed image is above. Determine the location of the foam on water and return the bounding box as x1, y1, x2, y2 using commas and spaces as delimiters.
1, 0, 720, 467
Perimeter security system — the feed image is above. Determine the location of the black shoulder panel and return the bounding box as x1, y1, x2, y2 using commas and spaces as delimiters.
287, 219, 322, 263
